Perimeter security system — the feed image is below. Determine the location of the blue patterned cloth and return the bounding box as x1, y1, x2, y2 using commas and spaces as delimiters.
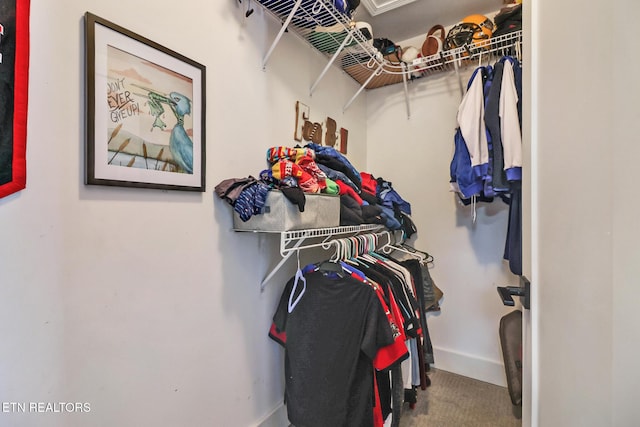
234, 181, 271, 222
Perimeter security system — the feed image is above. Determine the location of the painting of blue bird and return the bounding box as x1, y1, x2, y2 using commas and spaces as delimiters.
146, 90, 194, 174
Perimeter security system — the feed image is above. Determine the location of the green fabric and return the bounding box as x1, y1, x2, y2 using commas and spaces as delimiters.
324, 178, 339, 195
308, 30, 355, 53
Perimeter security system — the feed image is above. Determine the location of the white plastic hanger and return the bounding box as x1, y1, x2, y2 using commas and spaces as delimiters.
288, 250, 306, 313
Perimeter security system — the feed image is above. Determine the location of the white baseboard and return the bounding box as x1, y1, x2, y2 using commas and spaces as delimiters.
254, 402, 289, 427
432, 346, 507, 387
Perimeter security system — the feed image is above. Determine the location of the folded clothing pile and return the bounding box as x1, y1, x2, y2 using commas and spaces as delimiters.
215, 143, 415, 236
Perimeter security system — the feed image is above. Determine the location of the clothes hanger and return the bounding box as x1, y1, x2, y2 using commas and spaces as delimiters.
316, 238, 345, 273
378, 230, 427, 262
288, 250, 306, 313
399, 243, 434, 264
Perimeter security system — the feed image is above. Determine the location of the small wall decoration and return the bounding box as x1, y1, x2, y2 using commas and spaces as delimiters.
339, 127, 348, 154
324, 117, 337, 147
294, 101, 309, 142
0, 0, 29, 199
85, 12, 206, 191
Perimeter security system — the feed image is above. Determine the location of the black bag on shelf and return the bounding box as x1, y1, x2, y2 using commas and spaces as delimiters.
493, 4, 522, 37
373, 38, 402, 64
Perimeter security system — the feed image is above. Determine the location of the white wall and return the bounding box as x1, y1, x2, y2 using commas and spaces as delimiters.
7, 1, 637, 426
532, 0, 640, 425
365, 48, 519, 385
533, 0, 614, 425
0, 1, 367, 426
612, 2, 640, 425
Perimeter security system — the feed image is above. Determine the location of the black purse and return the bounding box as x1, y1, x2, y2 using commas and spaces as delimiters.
373, 38, 403, 64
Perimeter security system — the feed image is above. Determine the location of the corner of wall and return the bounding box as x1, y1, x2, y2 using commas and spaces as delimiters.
433, 347, 507, 387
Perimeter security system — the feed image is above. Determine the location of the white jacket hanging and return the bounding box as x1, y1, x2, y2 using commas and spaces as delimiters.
457, 69, 489, 178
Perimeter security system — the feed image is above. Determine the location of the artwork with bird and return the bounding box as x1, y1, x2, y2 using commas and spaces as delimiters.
104, 45, 197, 175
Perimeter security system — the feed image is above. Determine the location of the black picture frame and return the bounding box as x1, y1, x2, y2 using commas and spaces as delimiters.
85, 12, 206, 191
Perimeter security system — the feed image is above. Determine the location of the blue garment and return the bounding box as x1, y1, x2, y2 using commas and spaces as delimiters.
340, 262, 366, 280
485, 62, 510, 193
306, 143, 362, 187
317, 164, 359, 193
482, 65, 496, 197
450, 128, 484, 199
377, 179, 411, 215
379, 205, 402, 230
504, 182, 522, 275
233, 181, 271, 222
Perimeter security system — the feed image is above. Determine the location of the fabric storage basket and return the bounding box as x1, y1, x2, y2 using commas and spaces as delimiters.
233, 190, 340, 232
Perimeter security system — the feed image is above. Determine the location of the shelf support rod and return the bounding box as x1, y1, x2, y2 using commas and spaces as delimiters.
260, 233, 308, 292
310, 30, 354, 96
343, 62, 384, 112
262, 0, 303, 70
453, 54, 464, 98
401, 63, 411, 119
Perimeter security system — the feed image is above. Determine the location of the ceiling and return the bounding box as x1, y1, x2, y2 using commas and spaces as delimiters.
355, 0, 506, 43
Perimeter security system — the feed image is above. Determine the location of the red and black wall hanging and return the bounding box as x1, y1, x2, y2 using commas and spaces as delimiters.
0, 0, 29, 199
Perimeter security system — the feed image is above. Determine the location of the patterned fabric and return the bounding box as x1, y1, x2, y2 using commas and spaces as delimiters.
266, 146, 315, 164
296, 155, 327, 190
305, 143, 362, 187
271, 160, 320, 193
233, 181, 271, 222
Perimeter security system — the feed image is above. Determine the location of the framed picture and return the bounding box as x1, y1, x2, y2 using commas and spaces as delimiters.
85, 12, 206, 191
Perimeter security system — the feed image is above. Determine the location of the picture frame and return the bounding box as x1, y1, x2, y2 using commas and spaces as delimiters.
84, 12, 206, 191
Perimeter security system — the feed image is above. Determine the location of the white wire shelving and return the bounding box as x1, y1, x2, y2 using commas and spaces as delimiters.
255, 0, 522, 118
235, 224, 385, 290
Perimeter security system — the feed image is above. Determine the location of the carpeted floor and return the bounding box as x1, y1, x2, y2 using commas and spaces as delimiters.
398, 369, 522, 427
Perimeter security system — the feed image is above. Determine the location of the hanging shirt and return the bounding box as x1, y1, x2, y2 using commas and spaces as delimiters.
499, 59, 522, 181
485, 61, 510, 192
457, 67, 490, 179
270, 270, 394, 427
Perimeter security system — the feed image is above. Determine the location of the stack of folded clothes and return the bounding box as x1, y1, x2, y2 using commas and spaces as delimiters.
215, 143, 414, 235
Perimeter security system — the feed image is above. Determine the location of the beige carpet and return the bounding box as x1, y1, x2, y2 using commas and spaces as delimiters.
398, 369, 522, 427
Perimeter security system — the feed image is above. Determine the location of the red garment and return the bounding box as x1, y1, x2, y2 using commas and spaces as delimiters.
360, 172, 378, 196
373, 371, 383, 427
336, 179, 363, 205
271, 160, 319, 193
296, 155, 327, 190
348, 271, 406, 427
349, 272, 409, 371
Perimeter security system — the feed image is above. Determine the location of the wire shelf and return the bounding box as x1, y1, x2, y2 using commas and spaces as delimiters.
236, 223, 385, 290
256, 0, 522, 89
